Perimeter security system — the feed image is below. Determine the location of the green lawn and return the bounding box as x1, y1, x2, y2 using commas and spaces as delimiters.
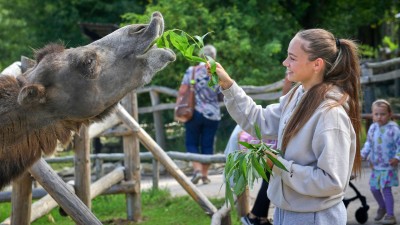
0, 188, 241, 225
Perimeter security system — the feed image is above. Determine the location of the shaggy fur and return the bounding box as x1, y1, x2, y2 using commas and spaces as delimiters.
0, 75, 76, 189
0, 74, 119, 189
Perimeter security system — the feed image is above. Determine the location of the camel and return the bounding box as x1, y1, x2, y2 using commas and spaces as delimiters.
0, 11, 176, 190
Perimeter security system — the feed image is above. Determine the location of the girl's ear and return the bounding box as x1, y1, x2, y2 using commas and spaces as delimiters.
313, 58, 325, 74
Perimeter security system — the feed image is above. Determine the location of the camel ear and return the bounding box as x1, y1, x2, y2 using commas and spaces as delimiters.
18, 84, 46, 106
21, 56, 36, 72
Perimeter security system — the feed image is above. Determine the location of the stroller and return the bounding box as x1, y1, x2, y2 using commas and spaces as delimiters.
343, 178, 370, 224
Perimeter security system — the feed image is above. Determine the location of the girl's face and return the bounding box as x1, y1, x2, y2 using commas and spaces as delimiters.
282, 36, 323, 91
372, 105, 392, 126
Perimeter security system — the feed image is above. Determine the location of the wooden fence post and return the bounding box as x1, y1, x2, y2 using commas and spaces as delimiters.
95, 157, 104, 180
122, 92, 142, 221
10, 173, 32, 225
361, 66, 375, 129
74, 125, 92, 209
150, 89, 164, 189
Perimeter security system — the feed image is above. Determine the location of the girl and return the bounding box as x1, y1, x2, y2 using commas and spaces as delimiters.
361, 99, 400, 225
209, 28, 362, 225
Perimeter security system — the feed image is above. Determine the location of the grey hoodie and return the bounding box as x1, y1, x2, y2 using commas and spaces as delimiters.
222, 82, 356, 212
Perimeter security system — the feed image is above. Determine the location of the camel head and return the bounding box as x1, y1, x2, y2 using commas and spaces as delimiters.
0, 11, 175, 190
19, 11, 175, 122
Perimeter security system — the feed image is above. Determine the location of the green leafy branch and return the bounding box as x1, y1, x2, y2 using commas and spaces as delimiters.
224, 125, 288, 207
155, 29, 218, 88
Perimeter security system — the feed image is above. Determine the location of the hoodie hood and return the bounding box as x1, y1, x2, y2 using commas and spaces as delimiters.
325, 85, 349, 111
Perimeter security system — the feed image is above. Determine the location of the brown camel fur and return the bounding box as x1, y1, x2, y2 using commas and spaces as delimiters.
0, 11, 175, 190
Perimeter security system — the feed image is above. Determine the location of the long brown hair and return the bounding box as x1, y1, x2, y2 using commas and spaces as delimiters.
281, 29, 362, 175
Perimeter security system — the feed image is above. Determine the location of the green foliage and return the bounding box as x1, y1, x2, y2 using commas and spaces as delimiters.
155, 29, 218, 87
120, 0, 397, 89
359, 44, 377, 58
382, 36, 399, 53
224, 125, 287, 206
121, 0, 295, 90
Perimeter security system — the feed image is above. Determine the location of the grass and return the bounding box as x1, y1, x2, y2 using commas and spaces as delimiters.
0, 188, 241, 225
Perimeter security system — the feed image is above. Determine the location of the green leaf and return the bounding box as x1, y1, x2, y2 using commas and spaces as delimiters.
226, 157, 240, 179
205, 55, 218, 88
156, 30, 171, 48
169, 31, 188, 53
185, 55, 207, 63
207, 56, 216, 72
201, 32, 213, 42
252, 156, 268, 181
156, 38, 164, 48
233, 175, 246, 195
267, 154, 288, 172
239, 154, 247, 180
247, 165, 255, 189
224, 154, 234, 178
183, 44, 195, 59
261, 156, 272, 178
193, 35, 204, 47
254, 124, 262, 140
262, 144, 280, 155
238, 141, 254, 149
225, 182, 235, 207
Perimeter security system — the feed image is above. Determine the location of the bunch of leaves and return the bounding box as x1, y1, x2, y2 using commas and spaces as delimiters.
154, 29, 218, 88
224, 125, 288, 206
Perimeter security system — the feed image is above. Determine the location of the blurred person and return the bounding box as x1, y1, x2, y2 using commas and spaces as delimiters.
181, 45, 221, 184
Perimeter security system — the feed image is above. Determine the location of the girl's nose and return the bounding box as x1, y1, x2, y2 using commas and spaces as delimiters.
282, 58, 288, 67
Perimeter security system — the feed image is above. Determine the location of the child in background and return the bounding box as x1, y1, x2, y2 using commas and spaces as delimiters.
361, 99, 400, 225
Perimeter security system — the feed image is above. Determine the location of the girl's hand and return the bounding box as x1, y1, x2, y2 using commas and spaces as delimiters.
206, 62, 234, 90
389, 158, 399, 167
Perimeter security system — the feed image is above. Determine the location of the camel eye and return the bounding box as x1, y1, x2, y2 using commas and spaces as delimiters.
77, 55, 98, 79
85, 58, 97, 78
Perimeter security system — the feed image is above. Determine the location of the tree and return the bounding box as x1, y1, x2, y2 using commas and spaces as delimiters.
0, 0, 147, 70
122, 0, 398, 88
122, 0, 298, 89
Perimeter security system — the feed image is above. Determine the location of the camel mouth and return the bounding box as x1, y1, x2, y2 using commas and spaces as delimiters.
163, 48, 176, 61
142, 43, 157, 55
141, 30, 161, 55
142, 33, 165, 55
145, 44, 176, 62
